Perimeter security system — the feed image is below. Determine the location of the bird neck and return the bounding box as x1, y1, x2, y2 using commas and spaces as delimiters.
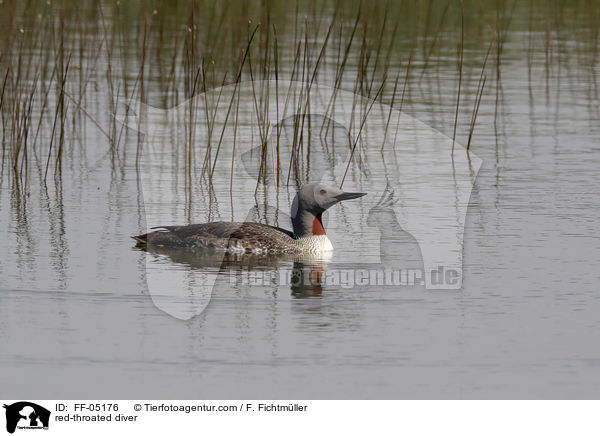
291, 209, 326, 239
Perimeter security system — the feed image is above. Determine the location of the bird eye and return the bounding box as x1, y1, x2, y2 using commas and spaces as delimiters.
320, 189, 326, 195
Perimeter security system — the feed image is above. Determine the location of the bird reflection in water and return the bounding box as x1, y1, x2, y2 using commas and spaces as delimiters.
289, 258, 328, 298
142, 243, 290, 270
139, 244, 330, 298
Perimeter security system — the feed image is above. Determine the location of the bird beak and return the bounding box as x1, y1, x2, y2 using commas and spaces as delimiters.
334, 191, 367, 201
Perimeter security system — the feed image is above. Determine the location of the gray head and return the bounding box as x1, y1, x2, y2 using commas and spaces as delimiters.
291, 182, 367, 238
293, 182, 366, 215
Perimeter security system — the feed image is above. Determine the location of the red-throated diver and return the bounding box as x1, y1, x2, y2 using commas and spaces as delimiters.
132, 182, 366, 254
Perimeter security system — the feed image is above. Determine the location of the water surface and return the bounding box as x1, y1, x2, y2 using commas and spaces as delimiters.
1, 2, 599, 398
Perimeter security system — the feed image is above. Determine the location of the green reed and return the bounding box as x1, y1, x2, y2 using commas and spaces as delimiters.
0, 0, 598, 197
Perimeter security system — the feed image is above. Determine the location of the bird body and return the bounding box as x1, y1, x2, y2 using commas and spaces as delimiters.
133, 182, 365, 255
134, 221, 333, 254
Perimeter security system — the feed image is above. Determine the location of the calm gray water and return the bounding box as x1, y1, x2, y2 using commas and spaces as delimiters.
1, 14, 600, 398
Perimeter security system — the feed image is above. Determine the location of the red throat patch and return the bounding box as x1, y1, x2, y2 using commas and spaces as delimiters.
312, 213, 326, 236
